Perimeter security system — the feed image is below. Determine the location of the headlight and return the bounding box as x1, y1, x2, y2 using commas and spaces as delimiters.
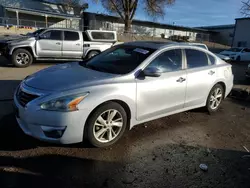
40, 93, 89, 111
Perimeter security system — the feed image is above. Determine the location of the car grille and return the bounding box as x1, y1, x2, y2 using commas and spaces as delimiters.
16, 88, 39, 107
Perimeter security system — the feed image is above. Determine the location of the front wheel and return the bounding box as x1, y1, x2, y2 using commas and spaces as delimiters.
12, 49, 33, 68
85, 102, 127, 147
206, 84, 224, 114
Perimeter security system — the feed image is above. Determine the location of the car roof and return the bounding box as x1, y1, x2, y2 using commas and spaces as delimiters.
45, 28, 80, 32
124, 41, 208, 50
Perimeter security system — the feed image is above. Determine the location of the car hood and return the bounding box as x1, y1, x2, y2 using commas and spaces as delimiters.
0, 35, 30, 43
24, 62, 117, 91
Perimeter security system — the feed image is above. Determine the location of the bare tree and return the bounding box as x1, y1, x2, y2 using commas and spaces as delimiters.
94, 0, 175, 32
241, 0, 250, 16
61, 0, 88, 12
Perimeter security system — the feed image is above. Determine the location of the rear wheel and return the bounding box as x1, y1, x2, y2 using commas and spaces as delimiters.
206, 84, 224, 114
87, 51, 100, 59
12, 49, 33, 68
85, 102, 127, 147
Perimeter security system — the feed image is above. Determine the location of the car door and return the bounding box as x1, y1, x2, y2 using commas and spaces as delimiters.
36, 30, 62, 57
62, 31, 83, 58
184, 48, 217, 108
240, 48, 250, 61
136, 49, 187, 121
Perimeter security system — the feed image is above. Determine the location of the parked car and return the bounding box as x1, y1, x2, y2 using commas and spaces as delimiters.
214, 53, 232, 62
246, 64, 250, 80
219, 47, 250, 61
14, 41, 234, 147
0, 28, 117, 67
183, 43, 231, 62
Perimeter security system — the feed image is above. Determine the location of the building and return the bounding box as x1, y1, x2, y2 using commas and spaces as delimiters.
83, 12, 211, 42
198, 24, 235, 46
0, 0, 82, 29
232, 18, 250, 48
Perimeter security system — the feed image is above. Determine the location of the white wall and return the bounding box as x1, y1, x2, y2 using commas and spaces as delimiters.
233, 19, 250, 47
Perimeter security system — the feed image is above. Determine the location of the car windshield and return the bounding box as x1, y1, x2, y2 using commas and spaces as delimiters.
85, 45, 155, 74
227, 48, 242, 52
31, 29, 46, 36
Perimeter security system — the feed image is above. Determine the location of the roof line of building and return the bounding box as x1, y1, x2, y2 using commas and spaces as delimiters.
235, 17, 250, 20
5, 6, 81, 19
84, 12, 213, 33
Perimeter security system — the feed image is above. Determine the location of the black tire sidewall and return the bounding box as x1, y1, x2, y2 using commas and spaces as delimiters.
12, 49, 33, 68
85, 102, 127, 147
206, 84, 224, 114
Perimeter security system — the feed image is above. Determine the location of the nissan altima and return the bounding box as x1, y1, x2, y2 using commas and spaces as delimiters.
14, 41, 234, 147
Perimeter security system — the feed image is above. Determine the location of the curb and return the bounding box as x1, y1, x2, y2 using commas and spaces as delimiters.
230, 88, 250, 101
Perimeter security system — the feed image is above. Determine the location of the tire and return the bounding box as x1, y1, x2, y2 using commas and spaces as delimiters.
12, 49, 33, 68
206, 84, 224, 114
236, 56, 241, 62
87, 51, 100, 59
85, 102, 127, 147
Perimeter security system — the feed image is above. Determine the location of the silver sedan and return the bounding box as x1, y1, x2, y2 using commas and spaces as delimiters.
14, 41, 234, 147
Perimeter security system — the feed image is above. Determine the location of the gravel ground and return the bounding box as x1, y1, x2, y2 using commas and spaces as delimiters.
0, 57, 250, 188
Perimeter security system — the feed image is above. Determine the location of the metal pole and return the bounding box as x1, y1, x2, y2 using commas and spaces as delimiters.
16, 11, 19, 30
45, 15, 48, 28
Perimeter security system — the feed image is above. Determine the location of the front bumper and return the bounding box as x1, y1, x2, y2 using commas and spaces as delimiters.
14, 88, 89, 144
0, 43, 9, 57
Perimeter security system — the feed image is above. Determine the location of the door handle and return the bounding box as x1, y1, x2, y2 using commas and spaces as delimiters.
208, 70, 215, 75
76, 43, 80, 46
56, 42, 61, 45
176, 77, 186, 83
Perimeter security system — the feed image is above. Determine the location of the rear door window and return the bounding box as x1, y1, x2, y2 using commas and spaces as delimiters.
64, 31, 79, 41
185, 49, 210, 68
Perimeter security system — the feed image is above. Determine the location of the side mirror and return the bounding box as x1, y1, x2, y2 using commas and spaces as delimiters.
38, 35, 47, 40
143, 67, 162, 77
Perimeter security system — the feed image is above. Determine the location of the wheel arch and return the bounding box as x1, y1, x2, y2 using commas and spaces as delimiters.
11, 46, 35, 57
85, 99, 132, 131
215, 81, 226, 98
85, 49, 101, 58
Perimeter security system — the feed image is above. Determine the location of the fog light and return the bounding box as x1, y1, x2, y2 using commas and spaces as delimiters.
41, 126, 66, 139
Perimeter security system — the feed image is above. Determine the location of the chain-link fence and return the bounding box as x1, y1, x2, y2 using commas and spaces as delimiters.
0, 16, 229, 49
0, 17, 81, 30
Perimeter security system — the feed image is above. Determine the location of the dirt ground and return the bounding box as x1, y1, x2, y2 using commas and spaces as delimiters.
0, 57, 250, 188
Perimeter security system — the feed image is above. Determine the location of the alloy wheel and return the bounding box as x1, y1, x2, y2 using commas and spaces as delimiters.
16, 53, 30, 65
209, 87, 223, 110
93, 109, 123, 143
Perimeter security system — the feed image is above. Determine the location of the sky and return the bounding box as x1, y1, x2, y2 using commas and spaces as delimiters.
86, 0, 243, 27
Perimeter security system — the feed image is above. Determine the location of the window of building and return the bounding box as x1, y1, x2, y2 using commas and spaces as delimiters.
185, 49, 210, 68
40, 30, 62, 40
147, 49, 182, 72
64, 31, 79, 41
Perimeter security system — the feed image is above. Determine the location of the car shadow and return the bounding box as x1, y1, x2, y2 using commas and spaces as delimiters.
0, 145, 249, 188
